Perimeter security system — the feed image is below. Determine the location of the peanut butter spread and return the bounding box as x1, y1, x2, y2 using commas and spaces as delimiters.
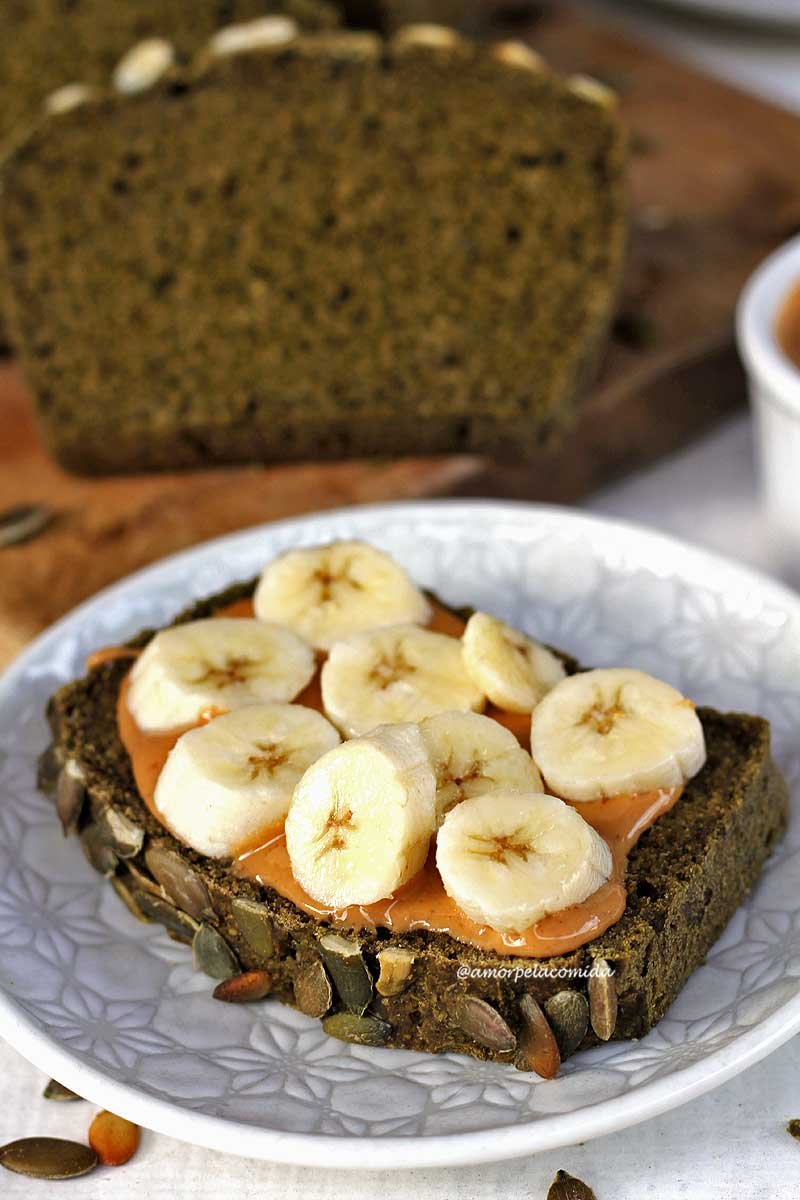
110, 598, 682, 958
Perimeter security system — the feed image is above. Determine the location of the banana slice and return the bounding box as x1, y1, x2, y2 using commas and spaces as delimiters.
153, 703, 340, 857
285, 723, 436, 907
253, 540, 431, 650
436, 789, 612, 933
127, 618, 315, 732
530, 667, 706, 802
419, 710, 543, 825
462, 611, 566, 713
321, 625, 485, 737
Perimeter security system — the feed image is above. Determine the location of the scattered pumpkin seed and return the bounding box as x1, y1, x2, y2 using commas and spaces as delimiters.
43, 1079, 82, 1102
319, 932, 373, 1015
544, 990, 589, 1059
456, 995, 516, 1053
81, 822, 119, 876
230, 897, 275, 959
0, 1137, 97, 1180
110, 876, 151, 923
95, 807, 144, 859
144, 844, 212, 920
0, 503, 53, 549
213, 969, 274, 1003
133, 890, 199, 940
376, 947, 415, 997
547, 1169, 597, 1200
88, 1111, 140, 1166
515, 994, 560, 1078
56, 759, 86, 835
294, 958, 333, 1018
588, 959, 617, 1041
322, 1011, 391, 1047
37, 743, 64, 796
193, 922, 240, 980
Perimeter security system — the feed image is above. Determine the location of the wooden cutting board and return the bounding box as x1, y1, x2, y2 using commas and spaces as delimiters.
4, 3, 800, 665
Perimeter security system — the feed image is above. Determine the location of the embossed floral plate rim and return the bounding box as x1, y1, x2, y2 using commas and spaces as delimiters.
1, 499, 800, 1170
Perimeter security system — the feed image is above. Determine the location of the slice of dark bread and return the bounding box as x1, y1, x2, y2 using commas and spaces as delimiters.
2, 28, 625, 474
39, 580, 788, 1071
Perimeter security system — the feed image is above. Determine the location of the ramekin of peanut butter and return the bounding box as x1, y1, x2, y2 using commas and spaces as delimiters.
738, 233, 800, 563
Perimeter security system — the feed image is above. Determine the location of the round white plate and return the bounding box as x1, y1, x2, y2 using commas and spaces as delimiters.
1, 501, 800, 1170
636, 0, 800, 25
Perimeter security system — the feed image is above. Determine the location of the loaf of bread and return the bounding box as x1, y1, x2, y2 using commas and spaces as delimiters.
2, 26, 626, 472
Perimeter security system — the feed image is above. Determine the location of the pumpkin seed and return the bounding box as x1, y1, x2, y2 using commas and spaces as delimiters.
213, 969, 274, 1003
0, 503, 53, 548
96, 807, 144, 859
81, 822, 118, 876
588, 959, 617, 1041
43, 1079, 82, 1102
56, 759, 86, 835
110, 876, 151, 923
318, 932, 373, 1015
547, 1169, 597, 1200
294, 958, 333, 1018
0, 1137, 97, 1180
544, 990, 589, 1059
125, 860, 162, 897
37, 743, 64, 796
230, 897, 275, 959
133, 891, 199, 940
456, 995, 516, 1053
392, 24, 465, 53
376, 947, 415, 997
193, 923, 240, 980
515, 994, 560, 1078
144, 845, 212, 920
303, 31, 381, 61
322, 1011, 391, 1047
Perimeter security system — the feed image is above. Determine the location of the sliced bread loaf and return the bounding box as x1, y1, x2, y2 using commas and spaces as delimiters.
41, 580, 788, 1071
2, 27, 626, 472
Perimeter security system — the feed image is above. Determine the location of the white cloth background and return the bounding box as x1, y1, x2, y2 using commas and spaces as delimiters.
3, 3, 799, 1194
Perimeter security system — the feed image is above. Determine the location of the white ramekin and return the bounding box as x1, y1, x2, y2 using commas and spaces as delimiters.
737, 234, 800, 548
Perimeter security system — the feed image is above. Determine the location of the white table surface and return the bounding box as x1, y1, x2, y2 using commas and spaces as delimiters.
4, 4, 800, 1195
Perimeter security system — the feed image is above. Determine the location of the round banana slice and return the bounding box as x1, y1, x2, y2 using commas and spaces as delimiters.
462, 611, 566, 713
253, 540, 431, 650
321, 624, 485, 737
419, 710, 543, 825
285, 723, 436, 907
530, 667, 706, 802
436, 789, 612, 933
153, 703, 340, 858
127, 618, 315, 732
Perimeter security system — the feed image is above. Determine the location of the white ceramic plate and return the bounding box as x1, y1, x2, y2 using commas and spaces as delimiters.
1, 501, 800, 1170
636, 0, 800, 25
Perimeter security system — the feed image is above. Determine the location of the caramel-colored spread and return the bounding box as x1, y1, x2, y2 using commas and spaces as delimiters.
85, 645, 139, 670
110, 594, 683, 957
777, 279, 800, 370
234, 789, 679, 957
